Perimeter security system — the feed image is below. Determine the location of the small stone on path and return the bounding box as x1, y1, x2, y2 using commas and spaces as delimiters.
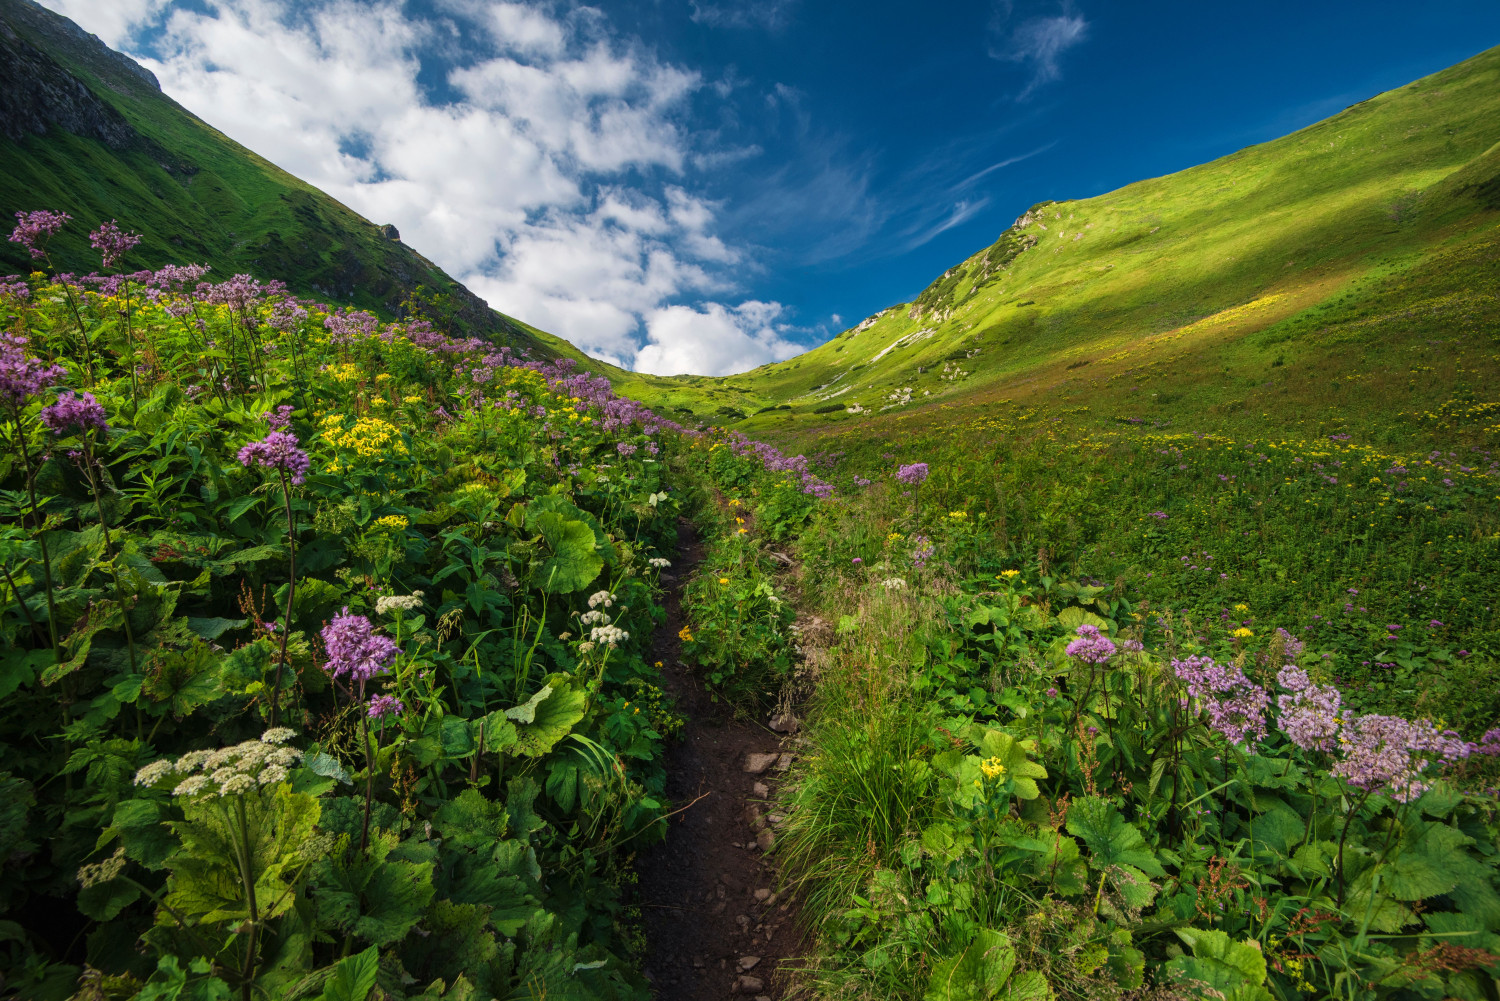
736, 975, 764, 993
752, 781, 770, 798
774, 753, 794, 771
739, 956, 761, 971
756, 828, 775, 851
744, 753, 779, 774
753, 888, 771, 901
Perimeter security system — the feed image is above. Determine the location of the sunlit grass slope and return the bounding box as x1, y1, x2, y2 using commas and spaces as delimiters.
0, 0, 531, 344
625, 45, 1500, 449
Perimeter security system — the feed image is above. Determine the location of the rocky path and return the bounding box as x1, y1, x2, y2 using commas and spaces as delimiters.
635, 520, 804, 1000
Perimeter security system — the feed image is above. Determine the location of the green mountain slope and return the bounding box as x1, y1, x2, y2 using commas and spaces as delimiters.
640, 45, 1500, 446
0, 0, 549, 346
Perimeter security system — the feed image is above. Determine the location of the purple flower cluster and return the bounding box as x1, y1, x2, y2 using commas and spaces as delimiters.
909, 534, 935, 569
1332, 714, 1474, 803
367, 694, 406, 720
88, 220, 141, 270
616, 441, 637, 456
1172, 655, 1270, 748
9, 210, 70, 260
1065, 624, 1117, 665
0, 334, 67, 411
322, 608, 400, 683
324, 308, 378, 343
238, 431, 311, 485
40, 391, 108, 436
895, 462, 929, 486
264, 405, 294, 431
1275, 666, 1341, 752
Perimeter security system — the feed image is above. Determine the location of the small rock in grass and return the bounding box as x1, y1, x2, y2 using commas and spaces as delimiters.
769, 712, 800, 733
774, 753, 794, 771
764, 892, 779, 907
767, 813, 784, 825
753, 888, 771, 902
739, 956, 761, 971
744, 753, 779, 774
752, 781, 770, 798
736, 975, 764, 993
756, 828, 775, 851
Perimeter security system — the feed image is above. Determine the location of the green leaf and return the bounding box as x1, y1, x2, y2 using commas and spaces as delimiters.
531, 512, 603, 593
1065, 796, 1165, 876
315, 946, 381, 1001
1165, 930, 1272, 1001
511, 681, 587, 758
313, 830, 435, 947
504, 686, 553, 724
924, 928, 1021, 1001
1055, 606, 1108, 632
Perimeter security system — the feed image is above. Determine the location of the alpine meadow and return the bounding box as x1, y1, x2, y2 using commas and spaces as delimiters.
1, 3, 1498, 1001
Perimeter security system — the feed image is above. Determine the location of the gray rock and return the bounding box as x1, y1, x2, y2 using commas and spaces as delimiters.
736, 975, 764, 993
756, 828, 775, 851
752, 781, 770, 798
753, 888, 771, 902
769, 712, 800, 733
744, 753, 779, 774
739, 956, 761, 971
774, 753, 794, 771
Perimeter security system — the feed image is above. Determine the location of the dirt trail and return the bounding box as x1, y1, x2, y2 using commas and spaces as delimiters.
635, 519, 805, 1000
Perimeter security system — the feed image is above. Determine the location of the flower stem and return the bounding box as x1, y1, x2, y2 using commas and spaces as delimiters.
269, 469, 296, 728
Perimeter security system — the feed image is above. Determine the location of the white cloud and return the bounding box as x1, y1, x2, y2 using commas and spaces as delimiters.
35, 0, 795, 375
689, 0, 798, 31
989, 2, 1088, 98
636, 301, 800, 376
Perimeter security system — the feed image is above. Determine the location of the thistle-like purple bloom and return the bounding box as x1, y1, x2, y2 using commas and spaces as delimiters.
238, 431, 311, 485
1332, 714, 1474, 803
9, 210, 70, 260
1065, 624, 1117, 665
265, 405, 294, 432
89, 220, 141, 270
322, 608, 401, 683
367, 694, 406, 719
616, 441, 637, 456
324, 308, 378, 343
1275, 665, 1341, 753
895, 462, 929, 485
1172, 654, 1270, 748
39, 391, 108, 436
0, 334, 67, 411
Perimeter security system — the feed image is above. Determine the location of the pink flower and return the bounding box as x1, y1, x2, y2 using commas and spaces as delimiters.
39, 391, 108, 435
9, 210, 70, 260
238, 431, 311, 485
88, 220, 142, 270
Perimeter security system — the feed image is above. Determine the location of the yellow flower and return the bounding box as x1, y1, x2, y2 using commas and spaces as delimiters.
887, 532, 903, 541
735, 516, 745, 524
1233, 603, 1249, 612
980, 756, 1007, 780
736, 528, 748, 535
718, 577, 730, 584
728, 498, 741, 507
403, 394, 423, 404
678, 625, 694, 642
375, 373, 392, 382
1232, 627, 1254, 638
948, 510, 967, 519
374, 514, 409, 532
321, 415, 409, 460
1000, 569, 1020, 578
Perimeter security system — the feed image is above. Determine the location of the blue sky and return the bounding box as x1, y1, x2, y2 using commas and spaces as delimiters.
41, 0, 1500, 374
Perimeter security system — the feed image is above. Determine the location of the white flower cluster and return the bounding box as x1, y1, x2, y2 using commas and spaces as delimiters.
376, 591, 424, 615
580, 609, 611, 627
881, 578, 908, 590
134, 729, 303, 799
587, 590, 615, 610
648, 557, 671, 569
589, 625, 629, 648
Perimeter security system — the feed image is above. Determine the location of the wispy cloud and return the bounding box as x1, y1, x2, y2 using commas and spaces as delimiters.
689, 0, 798, 32
989, 2, 1089, 99
956, 140, 1058, 188
903, 198, 990, 250
37, 0, 805, 376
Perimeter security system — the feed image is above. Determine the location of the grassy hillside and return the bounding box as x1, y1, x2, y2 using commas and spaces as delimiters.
0, 0, 539, 345
633, 45, 1500, 449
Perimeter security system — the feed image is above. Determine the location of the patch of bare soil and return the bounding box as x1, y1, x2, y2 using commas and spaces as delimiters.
635, 520, 805, 1001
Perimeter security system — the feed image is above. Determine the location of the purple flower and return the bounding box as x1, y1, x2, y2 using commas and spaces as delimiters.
1173, 654, 1270, 748
322, 608, 400, 683
895, 462, 929, 485
1427, 619, 1443, 629
265, 405, 294, 431
1045, 687, 1059, 698
1333, 714, 1474, 803
1065, 624, 1117, 665
9, 210, 70, 260
324, 308, 378, 343
89, 220, 142, 270
39, 391, 108, 435
238, 431, 311, 485
1276, 666, 1341, 752
367, 694, 406, 720
616, 441, 637, 456
1149, 511, 1168, 520
1275, 627, 1304, 662
0, 334, 67, 411
852, 557, 862, 564
1479, 729, 1500, 757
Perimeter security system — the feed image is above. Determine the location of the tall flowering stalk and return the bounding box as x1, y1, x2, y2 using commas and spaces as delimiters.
9, 210, 97, 383
321, 609, 400, 850
40, 390, 138, 673
0, 334, 67, 662
238, 429, 311, 726
896, 461, 929, 517
89, 221, 144, 409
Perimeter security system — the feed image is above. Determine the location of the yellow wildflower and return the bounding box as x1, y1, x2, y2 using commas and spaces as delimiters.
1000, 569, 1020, 578
678, 625, 694, 642
374, 514, 409, 532
1232, 627, 1254, 639
980, 756, 1007, 780
1233, 603, 1249, 611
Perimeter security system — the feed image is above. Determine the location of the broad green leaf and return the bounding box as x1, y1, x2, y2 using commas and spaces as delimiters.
512, 681, 587, 758
312, 830, 435, 946
924, 928, 1019, 1001
531, 512, 603, 594
1166, 929, 1272, 1001
315, 946, 380, 1001
504, 686, 553, 724
1065, 797, 1165, 877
